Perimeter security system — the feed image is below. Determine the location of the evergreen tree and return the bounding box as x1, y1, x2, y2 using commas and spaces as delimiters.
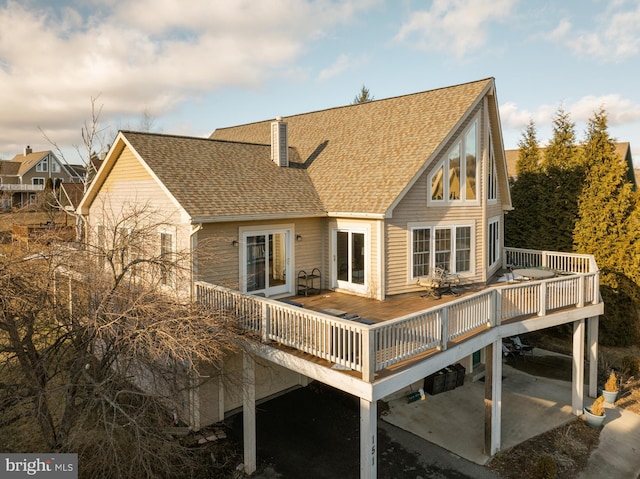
543, 108, 579, 171
352, 85, 374, 104
505, 120, 544, 248
573, 108, 638, 345
516, 119, 540, 176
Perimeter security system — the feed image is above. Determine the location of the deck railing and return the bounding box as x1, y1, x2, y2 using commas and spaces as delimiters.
195, 249, 600, 382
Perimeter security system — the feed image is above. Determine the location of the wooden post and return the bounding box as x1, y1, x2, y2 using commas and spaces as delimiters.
243, 352, 257, 475
362, 327, 375, 382
572, 319, 585, 415
484, 341, 502, 456
587, 316, 599, 398
360, 398, 377, 479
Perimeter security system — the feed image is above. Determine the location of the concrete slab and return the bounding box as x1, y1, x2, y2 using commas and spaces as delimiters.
381, 363, 575, 465
577, 403, 640, 479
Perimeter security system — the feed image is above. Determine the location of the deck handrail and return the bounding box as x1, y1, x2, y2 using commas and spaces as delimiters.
195, 249, 600, 382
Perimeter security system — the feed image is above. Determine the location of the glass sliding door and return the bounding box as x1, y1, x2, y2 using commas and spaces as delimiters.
334, 229, 366, 293
244, 230, 290, 296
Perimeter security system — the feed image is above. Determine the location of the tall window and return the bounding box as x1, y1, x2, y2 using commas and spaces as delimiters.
488, 218, 500, 267
412, 228, 431, 276
430, 119, 478, 203
160, 232, 174, 285
36, 157, 48, 172
411, 225, 472, 276
487, 132, 497, 200
51, 160, 60, 173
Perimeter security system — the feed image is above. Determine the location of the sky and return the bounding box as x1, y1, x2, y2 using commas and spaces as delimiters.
1, 0, 640, 166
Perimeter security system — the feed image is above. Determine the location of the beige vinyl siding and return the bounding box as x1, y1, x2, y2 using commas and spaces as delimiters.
196, 218, 325, 292
386, 103, 489, 296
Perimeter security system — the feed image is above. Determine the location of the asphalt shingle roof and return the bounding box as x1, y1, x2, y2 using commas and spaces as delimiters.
211, 78, 493, 215
121, 132, 325, 220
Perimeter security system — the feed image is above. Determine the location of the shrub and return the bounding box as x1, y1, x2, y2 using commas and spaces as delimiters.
590, 396, 605, 416
604, 371, 618, 392
534, 454, 557, 479
621, 355, 640, 377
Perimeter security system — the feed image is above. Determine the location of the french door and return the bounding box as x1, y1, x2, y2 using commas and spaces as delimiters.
334, 229, 366, 293
243, 230, 290, 297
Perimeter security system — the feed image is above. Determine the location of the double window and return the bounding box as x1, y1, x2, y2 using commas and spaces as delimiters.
430, 120, 478, 204
411, 224, 473, 277
32, 177, 44, 186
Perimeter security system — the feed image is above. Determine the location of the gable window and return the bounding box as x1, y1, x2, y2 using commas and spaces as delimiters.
411, 224, 473, 277
487, 131, 497, 201
429, 119, 478, 204
51, 160, 60, 173
36, 157, 48, 172
488, 218, 500, 267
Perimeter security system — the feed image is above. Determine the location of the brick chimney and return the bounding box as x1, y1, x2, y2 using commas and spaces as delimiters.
270, 117, 288, 167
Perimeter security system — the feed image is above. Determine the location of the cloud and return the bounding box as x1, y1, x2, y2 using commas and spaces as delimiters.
318, 53, 369, 81
0, 0, 377, 159
394, 0, 515, 59
545, 1, 640, 61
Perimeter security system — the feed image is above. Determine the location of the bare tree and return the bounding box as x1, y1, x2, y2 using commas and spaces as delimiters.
0, 203, 243, 477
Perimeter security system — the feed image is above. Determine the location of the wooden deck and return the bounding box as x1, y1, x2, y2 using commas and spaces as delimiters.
287, 286, 479, 323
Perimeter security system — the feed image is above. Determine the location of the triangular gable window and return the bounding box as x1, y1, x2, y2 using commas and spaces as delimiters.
429, 119, 478, 204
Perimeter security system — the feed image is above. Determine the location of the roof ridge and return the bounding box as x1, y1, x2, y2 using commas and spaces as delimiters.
213, 77, 494, 132
120, 130, 271, 148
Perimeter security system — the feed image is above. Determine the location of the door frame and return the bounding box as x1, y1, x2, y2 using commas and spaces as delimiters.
331, 226, 368, 295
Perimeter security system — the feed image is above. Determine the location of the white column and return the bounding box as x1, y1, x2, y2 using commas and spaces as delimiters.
572, 319, 585, 415
484, 341, 502, 456
360, 398, 377, 479
587, 316, 599, 398
243, 352, 257, 475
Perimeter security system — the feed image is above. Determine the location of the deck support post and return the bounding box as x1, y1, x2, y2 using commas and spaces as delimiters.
572, 319, 585, 415
360, 397, 377, 479
243, 352, 257, 475
587, 316, 599, 398
483, 340, 502, 456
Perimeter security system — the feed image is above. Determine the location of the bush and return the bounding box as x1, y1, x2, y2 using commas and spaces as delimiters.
534, 454, 557, 479
621, 355, 640, 377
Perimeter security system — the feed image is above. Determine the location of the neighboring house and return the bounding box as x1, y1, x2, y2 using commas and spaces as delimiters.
505, 142, 637, 188
77, 78, 603, 479
0, 146, 84, 208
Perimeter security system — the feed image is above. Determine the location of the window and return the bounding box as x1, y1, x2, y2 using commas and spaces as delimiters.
487, 132, 497, 201
160, 232, 174, 285
51, 160, 60, 173
32, 177, 44, 186
411, 224, 473, 277
36, 157, 48, 172
488, 218, 500, 267
430, 119, 478, 203
412, 228, 431, 277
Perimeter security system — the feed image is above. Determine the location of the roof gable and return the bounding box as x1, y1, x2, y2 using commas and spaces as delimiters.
80, 131, 325, 221
211, 78, 495, 215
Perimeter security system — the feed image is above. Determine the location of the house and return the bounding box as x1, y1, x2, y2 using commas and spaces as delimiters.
505, 142, 637, 188
77, 78, 603, 479
0, 146, 84, 208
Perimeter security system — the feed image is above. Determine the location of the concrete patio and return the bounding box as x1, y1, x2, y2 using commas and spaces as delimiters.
381, 351, 576, 465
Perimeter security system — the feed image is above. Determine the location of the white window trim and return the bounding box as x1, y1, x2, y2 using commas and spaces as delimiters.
428, 116, 480, 206
487, 130, 498, 203
408, 221, 476, 280
32, 177, 45, 186
36, 157, 48, 173
488, 216, 500, 268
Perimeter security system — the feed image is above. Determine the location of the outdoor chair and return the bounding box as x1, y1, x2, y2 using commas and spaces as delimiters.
511, 336, 534, 357
417, 267, 460, 299
502, 341, 522, 362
